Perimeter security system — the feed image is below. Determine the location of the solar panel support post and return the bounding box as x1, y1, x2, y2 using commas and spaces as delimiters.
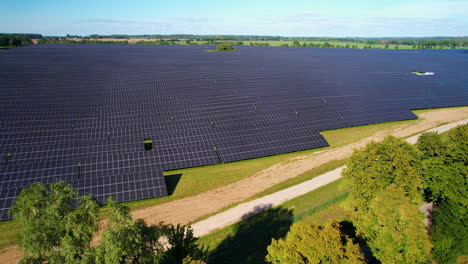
4, 152, 11, 166
77, 162, 81, 179
213, 145, 222, 163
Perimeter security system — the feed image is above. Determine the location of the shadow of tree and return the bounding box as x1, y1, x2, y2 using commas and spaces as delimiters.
164, 173, 182, 196
207, 205, 293, 264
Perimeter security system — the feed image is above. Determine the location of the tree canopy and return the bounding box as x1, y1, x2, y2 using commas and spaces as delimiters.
215, 43, 235, 51
341, 136, 431, 263
11, 183, 207, 264
266, 222, 365, 264
417, 125, 468, 263
342, 135, 423, 212
10, 182, 99, 263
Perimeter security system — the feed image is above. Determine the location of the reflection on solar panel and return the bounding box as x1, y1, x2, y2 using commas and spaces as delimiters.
0, 45, 467, 220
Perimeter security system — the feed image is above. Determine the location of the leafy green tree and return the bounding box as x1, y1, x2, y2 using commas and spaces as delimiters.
95, 197, 166, 264
420, 156, 466, 204
266, 222, 365, 264
342, 136, 423, 213
419, 125, 467, 206
292, 40, 300, 47
216, 43, 234, 51
447, 124, 467, 163
342, 136, 433, 263
430, 202, 468, 264
360, 185, 432, 263
164, 224, 207, 263
10, 182, 99, 263
420, 125, 468, 263
416, 132, 447, 159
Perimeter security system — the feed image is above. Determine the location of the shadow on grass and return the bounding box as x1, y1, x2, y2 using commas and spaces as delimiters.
207, 205, 293, 264
164, 173, 182, 196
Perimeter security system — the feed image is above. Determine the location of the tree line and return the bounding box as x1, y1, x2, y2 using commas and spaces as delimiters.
265, 124, 467, 263
0, 34, 38, 48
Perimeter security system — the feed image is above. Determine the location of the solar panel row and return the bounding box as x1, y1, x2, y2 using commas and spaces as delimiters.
0, 44, 466, 220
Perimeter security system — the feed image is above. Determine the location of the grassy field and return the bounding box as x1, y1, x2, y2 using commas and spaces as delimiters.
0, 107, 460, 250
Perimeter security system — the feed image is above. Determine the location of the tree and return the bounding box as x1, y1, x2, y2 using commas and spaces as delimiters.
420, 125, 468, 263
10, 182, 99, 263
164, 224, 207, 263
216, 43, 234, 51
359, 185, 432, 264
292, 40, 300, 47
416, 132, 447, 159
341, 136, 432, 263
446, 124, 467, 163
95, 197, 166, 264
418, 125, 467, 205
266, 222, 365, 264
342, 136, 423, 213
430, 201, 468, 264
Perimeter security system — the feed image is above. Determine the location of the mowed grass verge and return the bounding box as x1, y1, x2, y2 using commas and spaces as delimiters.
0, 107, 460, 249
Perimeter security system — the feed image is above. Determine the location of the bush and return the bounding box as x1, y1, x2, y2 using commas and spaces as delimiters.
216, 44, 234, 51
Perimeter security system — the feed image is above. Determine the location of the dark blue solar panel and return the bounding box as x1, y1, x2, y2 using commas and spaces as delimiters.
0, 44, 467, 220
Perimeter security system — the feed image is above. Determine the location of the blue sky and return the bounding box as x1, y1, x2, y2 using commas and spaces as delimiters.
2, 0, 468, 37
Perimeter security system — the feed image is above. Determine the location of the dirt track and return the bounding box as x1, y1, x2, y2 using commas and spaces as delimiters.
1, 107, 467, 263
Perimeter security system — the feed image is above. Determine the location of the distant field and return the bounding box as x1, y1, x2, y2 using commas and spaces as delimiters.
190, 40, 416, 49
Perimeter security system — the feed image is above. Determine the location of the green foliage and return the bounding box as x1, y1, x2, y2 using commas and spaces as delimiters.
215, 43, 234, 51
447, 124, 468, 163
419, 125, 467, 208
0, 34, 33, 47
292, 40, 300, 47
95, 197, 166, 264
10, 182, 99, 263
342, 136, 423, 212
182, 256, 207, 264
342, 136, 433, 263
420, 156, 466, 204
360, 185, 432, 263
416, 132, 447, 159
266, 222, 365, 264
430, 202, 468, 264
164, 224, 207, 263
420, 125, 468, 263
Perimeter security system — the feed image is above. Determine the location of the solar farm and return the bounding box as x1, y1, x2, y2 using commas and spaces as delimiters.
0, 44, 467, 220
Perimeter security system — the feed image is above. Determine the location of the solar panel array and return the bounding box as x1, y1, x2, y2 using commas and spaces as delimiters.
0, 45, 467, 220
